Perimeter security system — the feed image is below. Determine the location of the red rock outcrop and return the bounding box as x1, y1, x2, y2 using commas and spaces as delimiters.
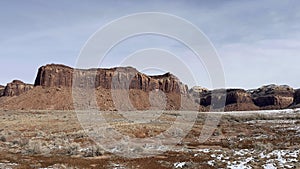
34, 64, 187, 94
0, 85, 4, 96
3, 80, 33, 97
250, 84, 294, 109
224, 89, 259, 111
34, 64, 73, 87
189, 86, 208, 103
195, 89, 259, 111
28, 64, 192, 111
1, 63, 298, 111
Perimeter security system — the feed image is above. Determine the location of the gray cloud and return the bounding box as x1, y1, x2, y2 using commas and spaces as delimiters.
0, 0, 299, 89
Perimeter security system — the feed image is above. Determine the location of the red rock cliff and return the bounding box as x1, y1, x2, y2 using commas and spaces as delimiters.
34, 64, 188, 94
3, 80, 33, 97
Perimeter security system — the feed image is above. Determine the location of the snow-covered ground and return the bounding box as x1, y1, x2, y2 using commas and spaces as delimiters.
203, 108, 300, 115
203, 149, 300, 169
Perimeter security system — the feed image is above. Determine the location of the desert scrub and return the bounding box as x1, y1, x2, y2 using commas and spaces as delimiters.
36, 130, 46, 138
19, 138, 29, 147
0, 135, 6, 142
67, 142, 81, 155
83, 145, 103, 157
27, 140, 42, 154
72, 130, 86, 139
254, 142, 274, 152
23, 139, 51, 155
0, 130, 13, 142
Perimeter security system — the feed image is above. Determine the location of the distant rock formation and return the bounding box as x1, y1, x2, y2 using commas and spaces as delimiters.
294, 89, 300, 105
0, 85, 5, 96
34, 64, 188, 94
3, 80, 33, 97
190, 89, 259, 111
189, 84, 296, 111
225, 89, 259, 111
189, 86, 208, 97
0, 63, 299, 111
249, 84, 294, 109
290, 89, 300, 108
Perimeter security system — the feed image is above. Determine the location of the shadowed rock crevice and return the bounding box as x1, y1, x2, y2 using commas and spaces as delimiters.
294, 89, 300, 105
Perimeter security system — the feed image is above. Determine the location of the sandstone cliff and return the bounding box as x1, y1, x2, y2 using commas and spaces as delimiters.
250, 84, 294, 109
34, 64, 187, 94
2, 80, 33, 97
0, 64, 193, 110
189, 84, 296, 111
0, 85, 4, 96
0, 63, 299, 111
191, 89, 259, 111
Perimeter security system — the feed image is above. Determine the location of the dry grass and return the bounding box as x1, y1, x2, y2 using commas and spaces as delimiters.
0, 109, 299, 168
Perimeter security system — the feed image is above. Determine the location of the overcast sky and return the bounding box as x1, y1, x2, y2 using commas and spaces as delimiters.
0, 0, 299, 89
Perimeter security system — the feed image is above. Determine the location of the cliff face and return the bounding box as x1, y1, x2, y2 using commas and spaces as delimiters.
189, 84, 296, 111
250, 85, 294, 109
34, 64, 73, 87
192, 89, 258, 111
0, 64, 189, 110
3, 80, 33, 97
34, 64, 187, 94
1, 63, 299, 111
293, 89, 300, 105
0, 85, 4, 96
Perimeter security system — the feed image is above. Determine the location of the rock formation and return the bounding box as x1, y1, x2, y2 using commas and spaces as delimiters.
34, 64, 73, 87
34, 64, 187, 94
22, 64, 191, 111
193, 89, 259, 111
294, 89, 300, 105
2, 80, 33, 97
224, 89, 259, 111
189, 86, 208, 98
249, 84, 294, 109
0, 63, 299, 111
0, 85, 4, 96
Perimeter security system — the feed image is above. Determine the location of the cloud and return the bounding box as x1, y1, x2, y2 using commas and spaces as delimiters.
219, 36, 300, 89
0, 0, 299, 89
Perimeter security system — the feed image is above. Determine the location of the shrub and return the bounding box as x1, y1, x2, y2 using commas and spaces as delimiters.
0, 135, 6, 142
19, 138, 29, 147
83, 145, 103, 157
28, 140, 42, 154
67, 142, 80, 155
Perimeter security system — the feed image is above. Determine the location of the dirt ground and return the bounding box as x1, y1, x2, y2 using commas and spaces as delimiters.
0, 109, 300, 168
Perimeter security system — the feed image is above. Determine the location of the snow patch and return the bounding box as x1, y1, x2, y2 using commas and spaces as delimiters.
174, 162, 186, 168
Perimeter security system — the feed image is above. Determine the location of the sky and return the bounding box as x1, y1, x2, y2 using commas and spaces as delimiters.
0, 0, 300, 89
